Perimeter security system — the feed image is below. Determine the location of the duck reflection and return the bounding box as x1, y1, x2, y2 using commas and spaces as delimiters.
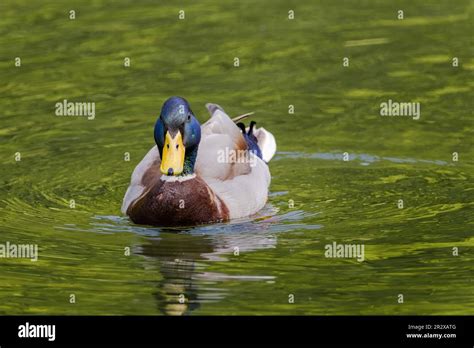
137, 211, 279, 316
87, 206, 318, 315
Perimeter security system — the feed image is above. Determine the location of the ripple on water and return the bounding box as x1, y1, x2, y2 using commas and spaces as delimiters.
274, 151, 450, 166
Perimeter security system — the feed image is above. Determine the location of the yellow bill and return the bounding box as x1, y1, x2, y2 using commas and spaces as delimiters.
160, 130, 185, 175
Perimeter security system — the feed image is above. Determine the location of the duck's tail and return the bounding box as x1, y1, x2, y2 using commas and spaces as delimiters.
233, 114, 276, 163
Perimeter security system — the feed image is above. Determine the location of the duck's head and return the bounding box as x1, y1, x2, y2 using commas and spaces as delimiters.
154, 96, 201, 176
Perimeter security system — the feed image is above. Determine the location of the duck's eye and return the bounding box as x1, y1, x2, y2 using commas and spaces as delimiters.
176, 144, 179, 149
166, 144, 169, 149
187, 114, 191, 121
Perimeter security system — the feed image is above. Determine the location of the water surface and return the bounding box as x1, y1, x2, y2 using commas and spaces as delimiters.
0, 0, 473, 315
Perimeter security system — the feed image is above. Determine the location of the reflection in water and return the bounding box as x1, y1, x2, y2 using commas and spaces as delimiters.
140, 234, 209, 315
126, 205, 320, 315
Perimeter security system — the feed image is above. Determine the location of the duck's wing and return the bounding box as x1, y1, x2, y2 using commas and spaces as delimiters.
195, 103, 274, 219
121, 145, 161, 214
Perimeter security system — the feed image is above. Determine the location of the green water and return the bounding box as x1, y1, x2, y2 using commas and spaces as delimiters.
0, 0, 473, 315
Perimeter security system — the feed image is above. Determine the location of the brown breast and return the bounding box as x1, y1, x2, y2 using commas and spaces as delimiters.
127, 176, 229, 226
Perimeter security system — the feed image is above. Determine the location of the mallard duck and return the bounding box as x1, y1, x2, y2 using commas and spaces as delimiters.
121, 96, 276, 226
